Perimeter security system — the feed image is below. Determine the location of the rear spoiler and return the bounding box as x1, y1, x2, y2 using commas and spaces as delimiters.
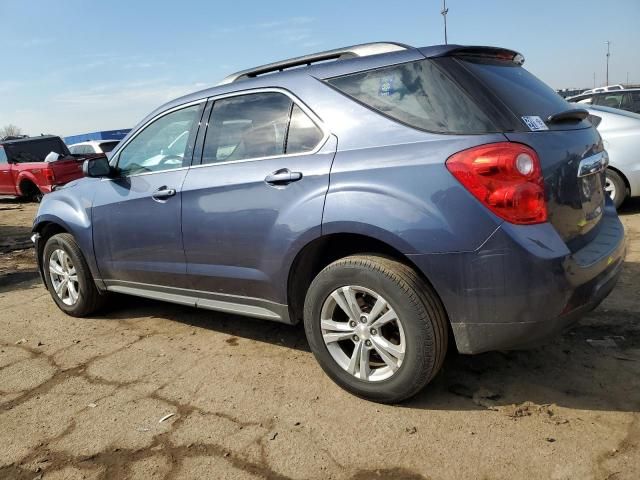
420, 45, 525, 65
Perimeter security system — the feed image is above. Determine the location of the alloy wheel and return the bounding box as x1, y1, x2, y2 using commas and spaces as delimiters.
49, 248, 80, 306
605, 176, 616, 202
320, 285, 406, 382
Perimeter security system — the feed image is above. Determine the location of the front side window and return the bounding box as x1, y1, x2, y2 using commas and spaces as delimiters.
117, 104, 200, 175
593, 93, 623, 108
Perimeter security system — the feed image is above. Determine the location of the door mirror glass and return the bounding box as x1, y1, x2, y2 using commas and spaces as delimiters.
83, 156, 111, 178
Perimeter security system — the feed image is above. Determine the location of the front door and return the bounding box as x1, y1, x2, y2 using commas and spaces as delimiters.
92, 102, 204, 288
181, 91, 335, 305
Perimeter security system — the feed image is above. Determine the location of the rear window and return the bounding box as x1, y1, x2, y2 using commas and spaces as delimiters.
458, 58, 570, 120
326, 59, 496, 134
99, 141, 119, 153
4, 138, 67, 163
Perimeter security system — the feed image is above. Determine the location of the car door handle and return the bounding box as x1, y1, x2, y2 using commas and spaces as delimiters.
264, 169, 303, 186
152, 187, 176, 200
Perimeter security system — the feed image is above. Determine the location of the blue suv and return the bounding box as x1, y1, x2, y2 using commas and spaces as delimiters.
33, 42, 625, 402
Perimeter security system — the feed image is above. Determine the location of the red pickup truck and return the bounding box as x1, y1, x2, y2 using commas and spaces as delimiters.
0, 136, 86, 201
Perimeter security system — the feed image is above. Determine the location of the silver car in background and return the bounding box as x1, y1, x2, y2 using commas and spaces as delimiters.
586, 105, 640, 207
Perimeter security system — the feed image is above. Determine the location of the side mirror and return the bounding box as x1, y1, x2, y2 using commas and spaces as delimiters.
83, 156, 111, 178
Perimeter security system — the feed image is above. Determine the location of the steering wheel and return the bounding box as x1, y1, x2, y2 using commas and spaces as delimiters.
157, 154, 184, 167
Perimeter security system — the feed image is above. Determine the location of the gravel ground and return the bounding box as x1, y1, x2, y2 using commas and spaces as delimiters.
0, 197, 638, 480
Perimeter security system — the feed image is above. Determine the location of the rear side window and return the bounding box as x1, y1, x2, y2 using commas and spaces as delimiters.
458, 58, 569, 120
628, 92, 640, 113
286, 105, 324, 154
99, 141, 119, 153
0, 147, 7, 164
326, 59, 496, 134
202, 92, 324, 164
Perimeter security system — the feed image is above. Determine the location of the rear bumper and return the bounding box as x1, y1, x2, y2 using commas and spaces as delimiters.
409, 204, 626, 354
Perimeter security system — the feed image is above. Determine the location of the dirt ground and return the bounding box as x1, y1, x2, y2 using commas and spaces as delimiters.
0, 196, 638, 480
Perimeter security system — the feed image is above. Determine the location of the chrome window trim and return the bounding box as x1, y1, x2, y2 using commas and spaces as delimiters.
106, 87, 329, 179
192, 87, 330, 169
107, 98, 207, 178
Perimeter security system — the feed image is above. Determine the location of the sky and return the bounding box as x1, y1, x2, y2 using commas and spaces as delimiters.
1, 0, 639, 137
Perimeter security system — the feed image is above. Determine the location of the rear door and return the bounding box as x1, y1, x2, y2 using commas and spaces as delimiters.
181, 90, 334, 304
0, 147, 16, 194
448, 56, 607, 249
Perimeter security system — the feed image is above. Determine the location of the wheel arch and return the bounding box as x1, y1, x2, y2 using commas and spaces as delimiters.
607, 165, 631, 196
33, 221, 70, 283
17, 176, 40, 197
286, 232, 449, 328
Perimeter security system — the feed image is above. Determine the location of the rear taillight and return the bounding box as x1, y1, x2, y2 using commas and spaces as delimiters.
445, 142, 547, 225
45, 169, 56, 184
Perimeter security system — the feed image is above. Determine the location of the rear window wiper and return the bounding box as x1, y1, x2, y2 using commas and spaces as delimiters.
547, 108, 589, 124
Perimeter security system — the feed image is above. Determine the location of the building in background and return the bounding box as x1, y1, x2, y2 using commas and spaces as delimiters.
64, 129, 130, 146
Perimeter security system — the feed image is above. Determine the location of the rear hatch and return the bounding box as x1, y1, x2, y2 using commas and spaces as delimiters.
437, 52, 606, 250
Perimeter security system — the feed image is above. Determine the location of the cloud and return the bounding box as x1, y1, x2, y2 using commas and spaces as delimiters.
6, 79, 211, 136
257, 16, 313, 29
19, 37, 54, 48
211, 16, 319, 46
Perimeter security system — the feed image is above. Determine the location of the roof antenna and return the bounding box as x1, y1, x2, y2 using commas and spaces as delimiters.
441, 0, 449, 45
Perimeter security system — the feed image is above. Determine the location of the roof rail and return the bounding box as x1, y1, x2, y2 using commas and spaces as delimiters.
218, 42, 412, 85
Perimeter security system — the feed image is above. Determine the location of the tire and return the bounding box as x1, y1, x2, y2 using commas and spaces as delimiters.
19, 181, 43, 203
42, 233, 106, 317
303, 255, 448, 403
605, 169, 627, 209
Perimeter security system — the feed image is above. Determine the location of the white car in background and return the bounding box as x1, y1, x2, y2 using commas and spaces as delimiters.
582, 84, 624, 95
586, 105, 640, 207
67, 140, 120, 156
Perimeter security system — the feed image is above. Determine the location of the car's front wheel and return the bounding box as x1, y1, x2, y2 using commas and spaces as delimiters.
43, 233, 105, 317
303, 255, 448, 403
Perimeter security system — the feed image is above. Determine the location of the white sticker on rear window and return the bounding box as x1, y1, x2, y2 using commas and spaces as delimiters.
378, 77, 395, 96
522, 116, 549, 131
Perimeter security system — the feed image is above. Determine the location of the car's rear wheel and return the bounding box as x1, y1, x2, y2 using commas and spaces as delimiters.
605, 169, 627, 209
43, 233, 105, 317
303, 255, 448, 403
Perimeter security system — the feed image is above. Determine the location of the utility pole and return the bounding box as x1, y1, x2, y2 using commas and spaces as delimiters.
605, 40, 611, 86
441, 0, 449, 45
627, 72, 629, 85
593, 72, 596, 88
